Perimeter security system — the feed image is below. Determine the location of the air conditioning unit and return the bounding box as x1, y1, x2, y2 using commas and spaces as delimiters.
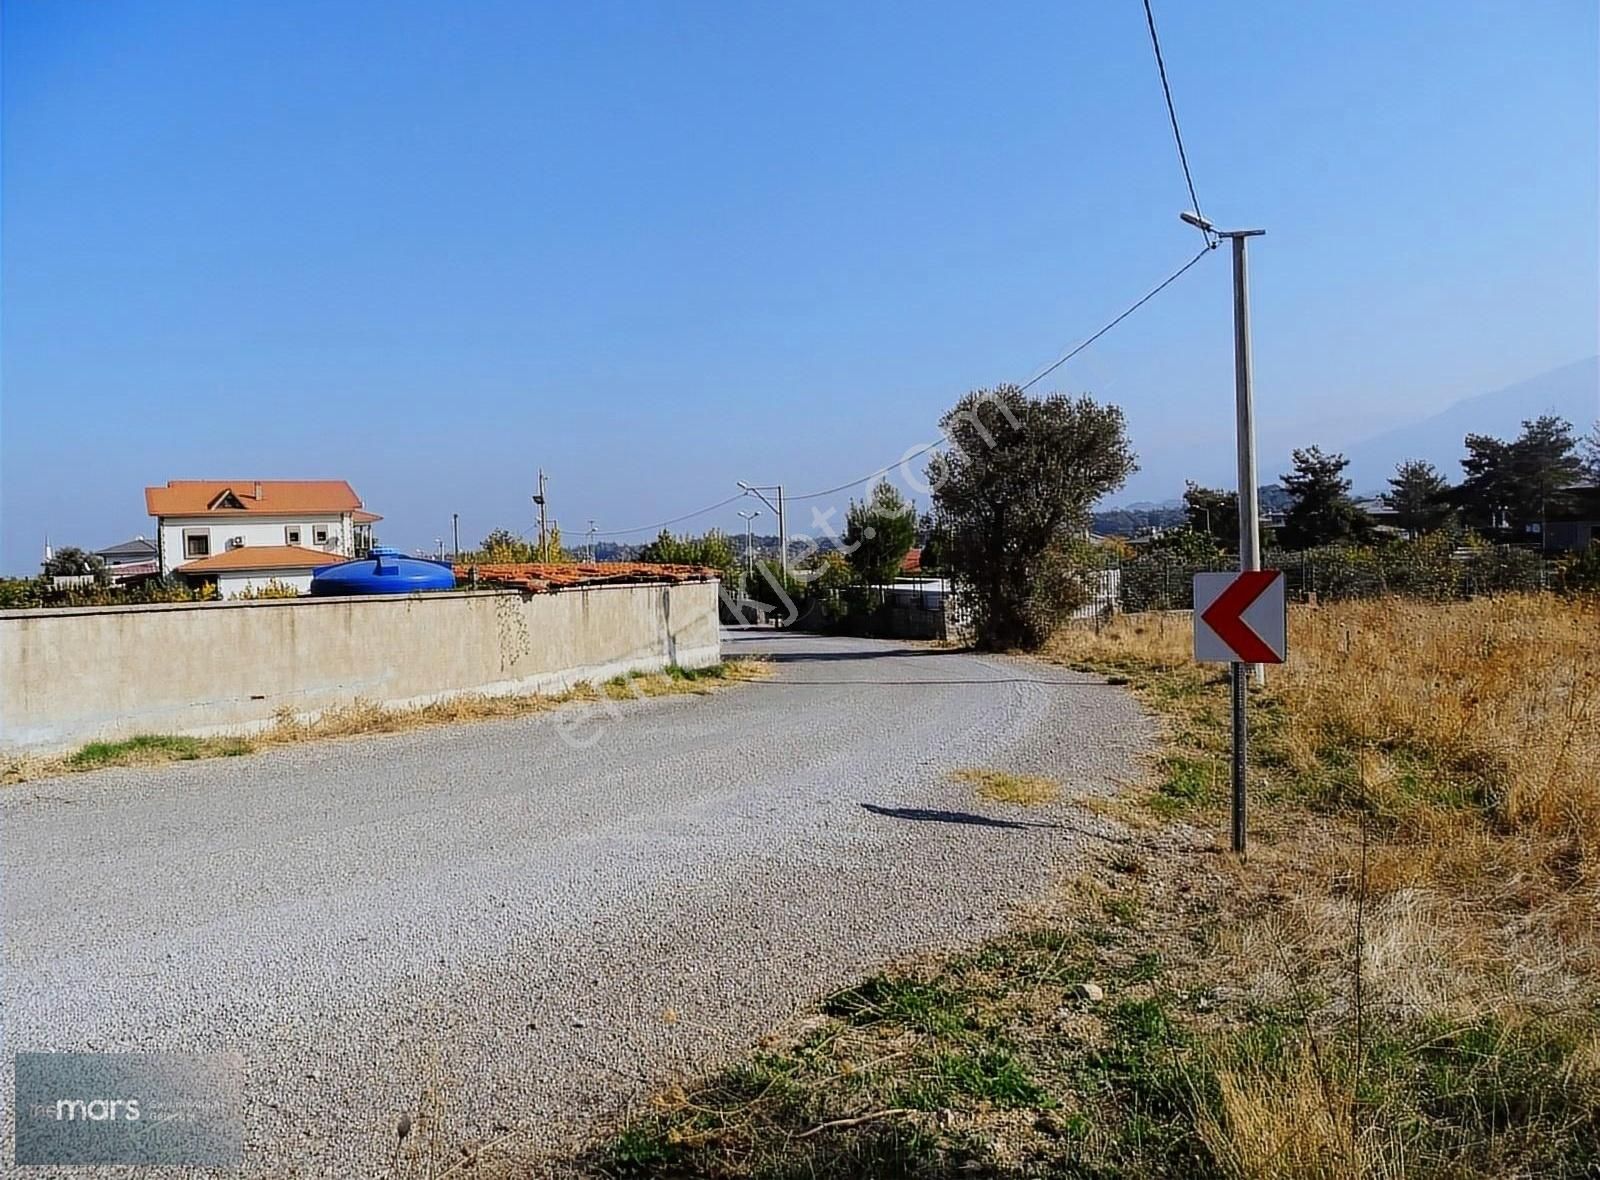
228, 536, 245, 549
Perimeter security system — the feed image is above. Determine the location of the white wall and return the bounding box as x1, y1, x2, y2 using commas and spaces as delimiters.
0, 581, 722, 752
158, 512, 352, 573
217, 571, 317, 597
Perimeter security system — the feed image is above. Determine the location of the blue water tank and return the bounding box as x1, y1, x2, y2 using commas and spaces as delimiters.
309, 547, 457, 596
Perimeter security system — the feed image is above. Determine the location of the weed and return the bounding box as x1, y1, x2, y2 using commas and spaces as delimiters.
950, 767, 1063, 807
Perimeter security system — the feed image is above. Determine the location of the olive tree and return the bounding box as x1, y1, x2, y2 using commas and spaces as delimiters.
930, 385, 1135, 650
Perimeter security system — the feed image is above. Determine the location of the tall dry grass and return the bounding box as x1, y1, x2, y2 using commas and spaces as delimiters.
1049, 595, 1599, 857
1046, 595, 1600, 1176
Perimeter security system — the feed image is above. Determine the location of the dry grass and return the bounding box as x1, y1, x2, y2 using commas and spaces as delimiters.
951, 767, 1063, 807
1, 659, 770, 785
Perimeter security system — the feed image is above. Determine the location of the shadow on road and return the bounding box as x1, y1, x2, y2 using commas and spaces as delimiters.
860, 803, 1060, 830
861, 803, 1132, 843
756, 646, 954, 663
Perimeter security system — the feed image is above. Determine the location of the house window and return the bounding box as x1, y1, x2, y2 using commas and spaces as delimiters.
313, 526, 329, 546
285, 527, 302, 545
183, 529, 211, 559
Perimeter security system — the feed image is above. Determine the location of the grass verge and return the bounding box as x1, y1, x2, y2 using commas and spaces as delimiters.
3, 660, 769, 785
951, 768, 1063, 807
546, 596, 1597, 1180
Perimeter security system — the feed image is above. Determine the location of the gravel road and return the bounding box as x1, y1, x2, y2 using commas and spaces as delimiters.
1, 630, 1151, 1177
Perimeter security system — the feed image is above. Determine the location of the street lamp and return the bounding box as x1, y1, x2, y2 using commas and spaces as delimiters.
736, 509, 761, 586
736, 481, 786, 581
1181, 209, 1267, 854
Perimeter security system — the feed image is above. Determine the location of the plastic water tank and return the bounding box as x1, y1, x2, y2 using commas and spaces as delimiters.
309, 547, 456, 596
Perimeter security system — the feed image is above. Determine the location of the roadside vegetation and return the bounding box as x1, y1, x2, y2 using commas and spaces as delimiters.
549, 594, 1596, 1180
1, 661, 768, 785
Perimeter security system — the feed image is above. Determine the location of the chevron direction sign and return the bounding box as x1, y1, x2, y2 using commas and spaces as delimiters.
1193, 570, 1287, 664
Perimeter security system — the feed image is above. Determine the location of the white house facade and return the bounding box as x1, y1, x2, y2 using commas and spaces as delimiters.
171, 545, 345, 597
145, 480, 380, 576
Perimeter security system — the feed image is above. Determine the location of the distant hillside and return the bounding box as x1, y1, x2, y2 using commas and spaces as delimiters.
1341, 356, 1599, 490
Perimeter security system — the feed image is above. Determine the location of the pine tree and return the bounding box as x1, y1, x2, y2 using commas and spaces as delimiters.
1279, 447, 1370, 548
842, 481, 917, 586
1384, 460, 1454, 537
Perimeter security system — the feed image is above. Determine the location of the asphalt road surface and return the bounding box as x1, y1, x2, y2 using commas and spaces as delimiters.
2, 630, 1151, 1177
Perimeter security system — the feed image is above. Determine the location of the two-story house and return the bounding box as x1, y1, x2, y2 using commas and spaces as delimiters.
145, 480, 381, 592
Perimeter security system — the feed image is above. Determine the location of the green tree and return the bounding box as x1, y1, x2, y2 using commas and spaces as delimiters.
1384, 459, 1454, 537
478, 529, 535, 562
43, 546, 107, 580
930, 385, 1135, 650
842, 480, 917, 586
1181, 483, 1237, 550
1457, 417, 1585, 541
1279, 447, 1371, 549
1582, 421, 1600, 482
1456, 433, 1518, 534
639, 529, 739, 585
1511, 415, 1584, 546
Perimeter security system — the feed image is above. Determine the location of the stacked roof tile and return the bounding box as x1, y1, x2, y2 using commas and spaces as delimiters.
453, 562, 719, 594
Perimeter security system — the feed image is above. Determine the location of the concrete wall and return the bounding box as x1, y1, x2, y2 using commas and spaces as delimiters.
0, 581, 721, 753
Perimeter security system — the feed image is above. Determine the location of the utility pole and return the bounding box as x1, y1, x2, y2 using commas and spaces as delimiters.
736, 482, 787, 582
1183, 211, 1265, 854
586, 520, 597, 563
451, 513, 459, 562
533, 470, 548, 563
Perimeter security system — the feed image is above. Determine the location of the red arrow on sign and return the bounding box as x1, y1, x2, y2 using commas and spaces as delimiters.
1200, 570, 1282, 663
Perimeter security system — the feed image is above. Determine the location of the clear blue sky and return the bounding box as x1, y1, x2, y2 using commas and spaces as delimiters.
4, 0, 1596, 569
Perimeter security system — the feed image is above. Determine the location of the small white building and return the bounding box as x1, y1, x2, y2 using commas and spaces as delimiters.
174, 545, 345, 597
145, 480, 381, 576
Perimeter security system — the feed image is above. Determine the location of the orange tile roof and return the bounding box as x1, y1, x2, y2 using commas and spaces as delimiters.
145, 480, 363, 516
351, 510, 383, 523
901, 547, 923, 573
455, 562, 719, 594
177, 545, 346, 574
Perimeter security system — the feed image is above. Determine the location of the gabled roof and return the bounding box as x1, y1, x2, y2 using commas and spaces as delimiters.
95, 537, 159, 560
145, 480, 363, 517
176, 545, 345, 574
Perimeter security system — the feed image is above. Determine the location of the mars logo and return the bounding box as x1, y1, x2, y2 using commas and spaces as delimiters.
55, 1098, 142, 1122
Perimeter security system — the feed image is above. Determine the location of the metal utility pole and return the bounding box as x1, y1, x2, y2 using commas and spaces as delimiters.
736, 482, 786, 581
1183, 211, 1265, 854
586, 520, 597, 563
737, 509, 761, 587
533, 470, 548, 562
451, 513, 459, 562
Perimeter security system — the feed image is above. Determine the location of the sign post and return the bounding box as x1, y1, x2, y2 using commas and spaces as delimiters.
1193, 570, 1287, 853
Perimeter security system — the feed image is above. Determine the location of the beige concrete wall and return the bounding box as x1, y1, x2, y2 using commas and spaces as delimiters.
0, 582, 721, 753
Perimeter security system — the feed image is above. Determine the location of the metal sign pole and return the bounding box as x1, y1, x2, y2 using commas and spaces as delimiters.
1226, 226, 1265, 854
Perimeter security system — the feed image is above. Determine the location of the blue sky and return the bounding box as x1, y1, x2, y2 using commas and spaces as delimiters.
4, 0, 1596, 569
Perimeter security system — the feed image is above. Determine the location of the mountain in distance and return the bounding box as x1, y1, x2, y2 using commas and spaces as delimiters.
1339, 356, 1599, 491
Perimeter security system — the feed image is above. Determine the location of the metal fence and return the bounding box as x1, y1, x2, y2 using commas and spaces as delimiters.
1099, 543, 1564, 613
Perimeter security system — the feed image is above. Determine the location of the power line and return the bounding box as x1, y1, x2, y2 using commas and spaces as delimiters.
567, 244, 1215, 533
569, 493, 748, 539
1142, 0, 1211, 244
790, 245, 1215, 502
1017, 244, 1212, 392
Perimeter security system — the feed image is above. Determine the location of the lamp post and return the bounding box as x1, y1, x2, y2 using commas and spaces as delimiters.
1182, 210, 1266, 855
736, 482, 786, 581
737, 509, 761, 589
